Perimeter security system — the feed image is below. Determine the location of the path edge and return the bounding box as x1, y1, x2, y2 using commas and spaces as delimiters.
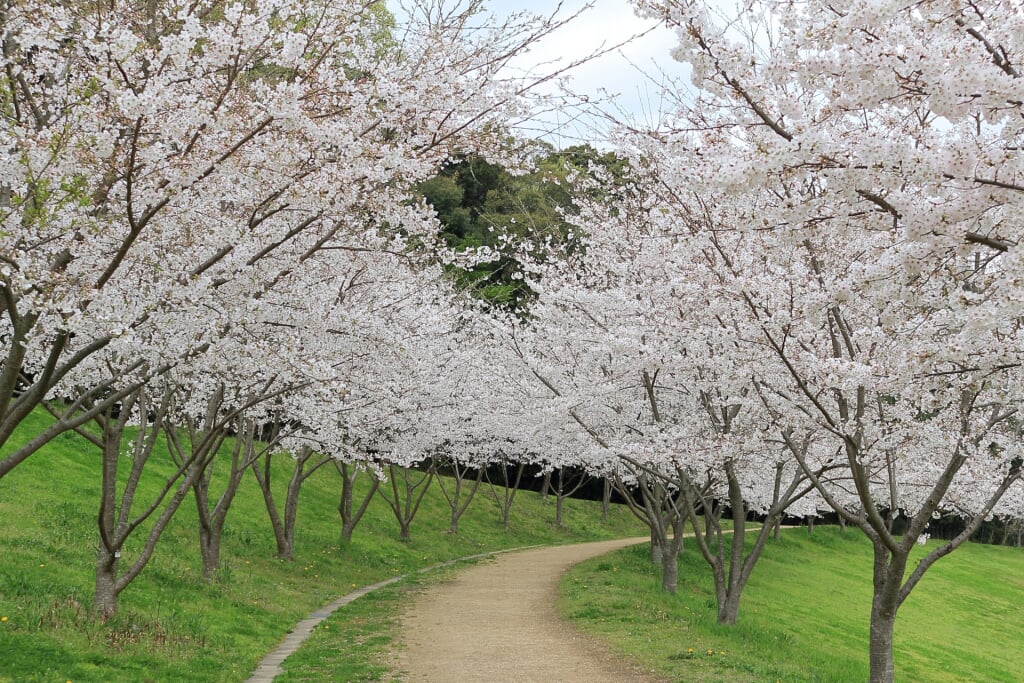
244, 542, 571, 682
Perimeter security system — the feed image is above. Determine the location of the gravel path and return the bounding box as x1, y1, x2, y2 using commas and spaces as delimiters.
391, 537, 668, 683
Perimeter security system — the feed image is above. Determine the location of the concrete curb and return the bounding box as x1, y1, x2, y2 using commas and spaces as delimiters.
244, 544, 550, 682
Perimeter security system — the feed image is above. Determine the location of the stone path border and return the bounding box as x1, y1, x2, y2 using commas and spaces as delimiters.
244, 544, 547, 682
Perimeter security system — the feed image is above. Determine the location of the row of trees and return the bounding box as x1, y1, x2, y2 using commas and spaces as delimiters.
496, 3, 1024, 683
3, 2, 1023, 682
0, 0, 596, 616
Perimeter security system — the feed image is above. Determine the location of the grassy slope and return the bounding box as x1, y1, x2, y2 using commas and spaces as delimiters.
0, 410, 645, 682
561, 525, 1024, 682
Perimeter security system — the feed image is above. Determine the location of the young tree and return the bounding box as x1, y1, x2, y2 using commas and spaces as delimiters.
613, 462, 687, 593
250, 442, 331, 562
335, 458, 382, 544
430, 451, 485, 535
484, 451, 528, 530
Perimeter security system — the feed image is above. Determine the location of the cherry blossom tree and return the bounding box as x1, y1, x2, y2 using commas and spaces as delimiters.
492, 171, 835, 619
334, 457, 382, 544
609, 1, 1024, 679
0, 0, 590, 482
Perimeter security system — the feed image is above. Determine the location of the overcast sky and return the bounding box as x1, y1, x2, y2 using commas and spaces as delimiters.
496, 0, 687, 144
389, 0, 691, 146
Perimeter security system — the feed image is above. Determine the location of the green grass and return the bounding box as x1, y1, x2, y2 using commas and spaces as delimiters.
560, 526, 1024, 682
0, 409, 646, 682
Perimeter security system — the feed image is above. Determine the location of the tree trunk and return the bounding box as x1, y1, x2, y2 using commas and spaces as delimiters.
253, 460, 292, 560
185, 416, 251, 580
869, 601, 898, 683
92, 546, 120, 620
93, 404, 123, 620
485, 459, 524, 531
683, 461, 790, 627
660, 545, 678, 593
867, 538, 905, 683
539, 470, 551, 499
378, 464, 433, 543
432, 458, 483, 536
717, 587, 742, 625
551, 467, 588, 528
198, 522, 222, 579
600, 478, 612, 523
649, 528, 663, 565
336, 461, 379, 544
251, 446, 326, 562
87, 385, 196, 620
806, 514, 815, 534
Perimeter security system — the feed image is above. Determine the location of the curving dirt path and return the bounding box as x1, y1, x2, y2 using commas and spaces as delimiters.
392, 537, 668, 683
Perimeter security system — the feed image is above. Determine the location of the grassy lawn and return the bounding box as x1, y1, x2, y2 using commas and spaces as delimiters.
560, 525, 1024, 682
0, 409, 645, 682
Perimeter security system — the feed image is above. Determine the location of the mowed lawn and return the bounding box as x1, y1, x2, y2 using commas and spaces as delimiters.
561, 526, 1024, 683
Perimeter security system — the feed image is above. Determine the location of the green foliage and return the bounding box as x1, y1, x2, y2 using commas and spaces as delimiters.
418, 143, 628, 312
0, 409, 644, 682
561, 526, 1024, 682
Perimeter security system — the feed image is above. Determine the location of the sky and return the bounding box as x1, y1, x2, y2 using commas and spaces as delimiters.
388, 0, 692, 146
494, 0, 688, 144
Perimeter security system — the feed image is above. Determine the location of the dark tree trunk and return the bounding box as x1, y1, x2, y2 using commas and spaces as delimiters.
251, 445, 327, 561
780, 423, 1022, 683
186, 418, 251, 580
337, 461, 380, 544
431, 457, 483, 535
539, 470, 551, 499
378, 464, 433, 543
659, 545, 679, 593
869, 602, 897, 683
649, 527, 663, 565
87, 385, 198, 620
868, 539, 904, 683
717, 588, 743, 625
485, 459, 525, 530
683, 459, 813, 626
93, 534, 120, 619
551, 467, 588, 528
614, 470, 683, 592
198, 523, 223, 579
600, 478, 612, 523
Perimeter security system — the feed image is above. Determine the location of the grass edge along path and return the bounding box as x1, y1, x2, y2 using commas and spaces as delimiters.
559, 526, 1024, 683
245, 544, 545, 682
